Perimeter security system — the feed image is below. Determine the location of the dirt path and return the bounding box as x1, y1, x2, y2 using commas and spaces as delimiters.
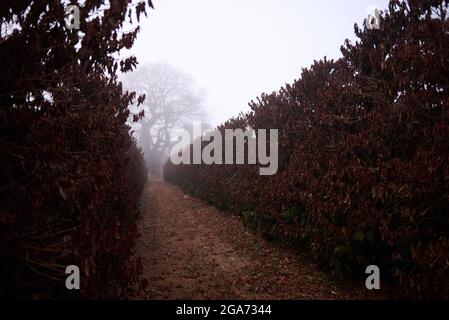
137, 178, 367, 300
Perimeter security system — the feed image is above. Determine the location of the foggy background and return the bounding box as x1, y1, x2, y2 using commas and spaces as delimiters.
126, 0, 389, 126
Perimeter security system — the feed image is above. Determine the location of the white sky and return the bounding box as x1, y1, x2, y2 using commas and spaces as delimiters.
128, 0, 390, 126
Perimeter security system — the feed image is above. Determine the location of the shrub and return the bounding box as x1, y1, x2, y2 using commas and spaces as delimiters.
164, 0, 449, 298
0, 0, 150, 298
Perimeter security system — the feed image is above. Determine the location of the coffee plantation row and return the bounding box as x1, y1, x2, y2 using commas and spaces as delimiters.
1, 1, 150, 298
164, 0, 449, 298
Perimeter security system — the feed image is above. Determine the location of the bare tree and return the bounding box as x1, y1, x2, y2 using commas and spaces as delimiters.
122, 62, 208, 175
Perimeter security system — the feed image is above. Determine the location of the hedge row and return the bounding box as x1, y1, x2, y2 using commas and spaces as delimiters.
0, 1, 150, 298
164, 0, 449, 298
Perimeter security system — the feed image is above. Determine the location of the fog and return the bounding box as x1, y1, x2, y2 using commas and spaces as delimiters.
126, 0, 389, 126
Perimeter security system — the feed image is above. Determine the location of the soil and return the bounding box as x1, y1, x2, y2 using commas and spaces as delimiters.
136, 177, 384, 300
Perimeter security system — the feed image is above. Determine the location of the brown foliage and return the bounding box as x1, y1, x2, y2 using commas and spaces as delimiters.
164, 0, 449, 298
0, 0, 151, 298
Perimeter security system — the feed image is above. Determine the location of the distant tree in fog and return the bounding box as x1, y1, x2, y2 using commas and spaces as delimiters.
122, 62, 208, 175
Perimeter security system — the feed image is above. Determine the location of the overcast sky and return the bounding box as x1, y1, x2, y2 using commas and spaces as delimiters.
128, 0, 389, 126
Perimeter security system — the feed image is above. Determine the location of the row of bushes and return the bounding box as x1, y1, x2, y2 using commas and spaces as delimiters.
0, 1, 150, 298
164, 0, 449, 298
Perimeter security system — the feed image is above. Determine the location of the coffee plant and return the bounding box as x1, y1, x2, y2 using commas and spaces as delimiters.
164, 0, 449, 298
0, 0, 151, 298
